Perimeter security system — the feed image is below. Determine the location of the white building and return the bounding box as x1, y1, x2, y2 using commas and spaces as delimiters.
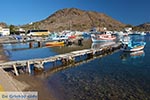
125, 27, 132, 32
0, 27, 10, 36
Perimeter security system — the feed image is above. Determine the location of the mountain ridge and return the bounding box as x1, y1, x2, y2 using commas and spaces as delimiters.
134, 22, 150, 31
22, 8, 126, 31
1, 8, 149, 32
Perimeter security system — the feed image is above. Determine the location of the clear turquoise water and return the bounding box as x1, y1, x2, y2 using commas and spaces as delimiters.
47, 34, 150, 100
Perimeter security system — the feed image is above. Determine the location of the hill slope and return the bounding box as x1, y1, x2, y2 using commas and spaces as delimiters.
134, 22, 150, 31
23, 8, 126, 31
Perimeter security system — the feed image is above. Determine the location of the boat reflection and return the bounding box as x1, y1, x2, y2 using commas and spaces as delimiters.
120, 50, 145, 64
130, 50, 145, 58
91, 41, 116, 49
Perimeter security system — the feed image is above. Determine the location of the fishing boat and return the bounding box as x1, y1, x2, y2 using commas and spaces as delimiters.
121, 34, 146, 52
45, 41, 64, 47
48, 33, 68, 41
91, 33, 116, 42
122, 41, 146, 52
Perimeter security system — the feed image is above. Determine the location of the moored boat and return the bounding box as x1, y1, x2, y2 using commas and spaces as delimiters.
122, 41, 146, 52
48, 33, 68, 41
45, 41, 64, 47
91, 33, 116, 43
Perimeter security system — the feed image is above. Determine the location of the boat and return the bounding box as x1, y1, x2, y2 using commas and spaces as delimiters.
48, 33, 68, 41
68, 35, 76, 39
131, 31, 146, 36
91, 33, 116, 42
121, 34, 146, 52
45, 41, 64, 47
119, 35, 130, 44
122, 41, 146, 52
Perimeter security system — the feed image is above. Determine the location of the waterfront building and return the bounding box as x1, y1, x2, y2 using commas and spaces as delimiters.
124, 27, 132, 32
0, 27, 10, 36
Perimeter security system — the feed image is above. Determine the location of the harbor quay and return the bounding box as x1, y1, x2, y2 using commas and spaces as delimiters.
0, 35, 122, 100
0, 42, 122, 76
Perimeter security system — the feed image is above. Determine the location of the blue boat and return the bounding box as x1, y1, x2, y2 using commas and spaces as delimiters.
122, 41, 146, 52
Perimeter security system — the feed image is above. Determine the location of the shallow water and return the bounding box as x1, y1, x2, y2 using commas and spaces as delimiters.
4, 47, 57, 60
3, 34, 150, 100
46, 34, 150, 100
2, 39, 92, 61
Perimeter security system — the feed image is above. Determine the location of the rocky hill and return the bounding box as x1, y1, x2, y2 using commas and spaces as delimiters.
22, 8, 126, 32
134, 22, 150, 31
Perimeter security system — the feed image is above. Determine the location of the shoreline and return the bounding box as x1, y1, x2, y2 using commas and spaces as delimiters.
0, 44, 9, 63
0, 43, 30, 92
12, 73, 57, 100
0, 37, 92, 100
0, 43, 57, 100
0, 38, 117, 100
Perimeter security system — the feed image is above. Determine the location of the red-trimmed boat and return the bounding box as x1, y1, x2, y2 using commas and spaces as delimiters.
91, 33, 116, 43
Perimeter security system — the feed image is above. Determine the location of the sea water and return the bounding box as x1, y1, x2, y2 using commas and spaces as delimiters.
3, 34, 150, 100
47, 34, 150, 100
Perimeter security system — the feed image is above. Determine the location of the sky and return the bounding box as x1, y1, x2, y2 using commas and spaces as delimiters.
0, 0, 150, 26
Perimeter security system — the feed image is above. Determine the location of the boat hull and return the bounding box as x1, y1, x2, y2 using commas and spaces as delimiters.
45, 41, 64, 47
123, 46, 145, 52
91, 37, 115, 42
91, 34, 116, 43
122, 41, 146, 52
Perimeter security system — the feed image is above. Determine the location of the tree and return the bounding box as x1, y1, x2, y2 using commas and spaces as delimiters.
9, 25, 16, 34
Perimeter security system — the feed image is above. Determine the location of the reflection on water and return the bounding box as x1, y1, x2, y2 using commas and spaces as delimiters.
47, 35, 150, 100
91, 41, 116, 49
130, 50, 145, 57
2, 35, 150, 100
2, 42, 40, 50
47, 50, 150, 100
120, 50, 145, 65
4, 47, 57, 61
2, 39, 92, 61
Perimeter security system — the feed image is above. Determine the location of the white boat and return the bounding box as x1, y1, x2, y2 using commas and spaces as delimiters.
120, 35, 130, 45
48, 33, 68, 41
91, 33, 116, 43
131, 32, 146, 36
